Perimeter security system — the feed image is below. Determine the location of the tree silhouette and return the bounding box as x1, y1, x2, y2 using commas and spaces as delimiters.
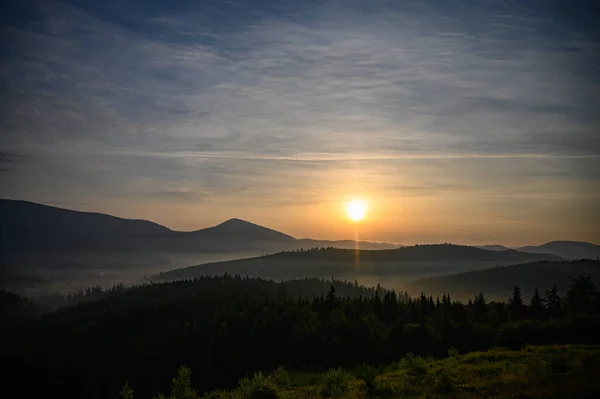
326, 284, 337, 302
544, 284, 562, 316
529, 288, 545, 319
566, 276, 597, 313
507, 286, 525, 320
471, 292, 488, 323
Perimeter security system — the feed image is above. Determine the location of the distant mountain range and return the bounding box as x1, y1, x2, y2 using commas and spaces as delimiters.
476, 242, 600, 259
0, 199, 396, 257
2, 199, 597, 269
517, 241, 600, 261
152, 244, 563, 283
407, 259, 600, 301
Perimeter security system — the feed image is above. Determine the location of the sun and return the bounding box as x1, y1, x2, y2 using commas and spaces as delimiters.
345, 199, 367, 222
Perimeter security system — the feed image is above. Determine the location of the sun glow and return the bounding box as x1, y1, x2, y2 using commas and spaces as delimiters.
345, 199, 367, 222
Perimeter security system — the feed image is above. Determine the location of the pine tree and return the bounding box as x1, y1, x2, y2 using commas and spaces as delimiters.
544, 284, 562, 316
170, 366, 198, 399
326, 284, 337, 302
566, 275, 597, 313
529, 288, 545, 319
507, 285, 525, 319
472, 292, 488, 323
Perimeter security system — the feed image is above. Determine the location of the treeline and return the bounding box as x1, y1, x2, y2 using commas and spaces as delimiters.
34, 283, 128, 311
3, 275, 600, 399
32, 276, 388, 312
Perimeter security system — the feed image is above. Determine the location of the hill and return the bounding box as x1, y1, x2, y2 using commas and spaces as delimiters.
153, 244, 563, 283
408, 259, 600, 301
518, 240, 600, 260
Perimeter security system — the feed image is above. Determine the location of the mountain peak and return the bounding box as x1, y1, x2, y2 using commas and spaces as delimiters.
218, 218, 252, 227
205, 218, 295, 241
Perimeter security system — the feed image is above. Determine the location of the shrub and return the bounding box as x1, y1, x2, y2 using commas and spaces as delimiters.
370, 380, 399, 398
526, 356, 549, 382
171, 366, 199, 399
447, 347, 459, 358
238, 371, 281, 399
319, 368, 352, 398
202, 391, 236, 399
401, 353, 428, 377
270, 367, 290, 389
431, 368, 454, 394
151, 366, 198, 399
120, 381, 135, 399
357, 364, 379, 395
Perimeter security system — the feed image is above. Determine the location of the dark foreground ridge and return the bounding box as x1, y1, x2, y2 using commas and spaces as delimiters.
4, 273, 600, 398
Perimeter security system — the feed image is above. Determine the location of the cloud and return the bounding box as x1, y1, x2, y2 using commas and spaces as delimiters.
3, 0, 598, 158
0, 150, 27, 172
0, 0, 598, 242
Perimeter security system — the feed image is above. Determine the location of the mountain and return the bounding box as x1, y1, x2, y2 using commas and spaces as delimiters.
407, 259, 600, 301
0, 199, 395, 260
190, 218, 295, 242
518, 241, 600, 260
153, 244, 563, 283
476, 245, 512, 251
0, 199, 172, 253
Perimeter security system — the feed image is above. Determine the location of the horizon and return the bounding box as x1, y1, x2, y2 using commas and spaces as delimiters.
2, 197, 597, 248
2, 0, 599, 247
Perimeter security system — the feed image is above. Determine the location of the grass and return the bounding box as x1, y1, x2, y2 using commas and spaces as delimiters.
368, 345, 600, 399
138, 345, 600, 399
285, 345, 600, 398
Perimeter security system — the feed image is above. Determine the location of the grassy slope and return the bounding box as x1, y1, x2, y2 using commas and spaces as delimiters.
200, 345, 600, 399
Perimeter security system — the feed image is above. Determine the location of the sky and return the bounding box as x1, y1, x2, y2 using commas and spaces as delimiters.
1, 0, 599, 246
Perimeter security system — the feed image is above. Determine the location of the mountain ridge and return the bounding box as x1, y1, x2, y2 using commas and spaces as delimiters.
517, 240, 600, 260
0, 199, 396, 256
2, 199, 597, 261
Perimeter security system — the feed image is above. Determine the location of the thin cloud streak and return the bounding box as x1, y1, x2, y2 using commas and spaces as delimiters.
114, 150, 600, 162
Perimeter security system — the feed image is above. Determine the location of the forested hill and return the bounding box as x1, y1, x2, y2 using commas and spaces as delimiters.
263, 244, 563, 262
4, 274, 599, 399
154, 244, 562, 281
408, 259, 600, 301
0, 291, 41, 326
29, 276, 389, 313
